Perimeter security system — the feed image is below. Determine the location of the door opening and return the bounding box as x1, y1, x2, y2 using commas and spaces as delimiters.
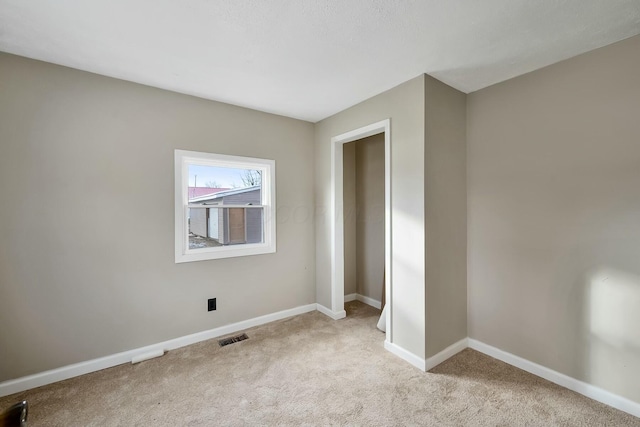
343, 135, 385, 318
330, 119, 392, 343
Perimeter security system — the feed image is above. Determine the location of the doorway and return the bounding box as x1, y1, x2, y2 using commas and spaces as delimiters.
343, 135, 385, 310
330, 119, 392, 342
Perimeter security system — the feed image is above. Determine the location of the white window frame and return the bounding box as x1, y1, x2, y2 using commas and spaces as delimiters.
174, 149, 276, 263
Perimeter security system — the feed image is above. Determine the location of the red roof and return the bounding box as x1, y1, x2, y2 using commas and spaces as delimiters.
188, 187, 230, 200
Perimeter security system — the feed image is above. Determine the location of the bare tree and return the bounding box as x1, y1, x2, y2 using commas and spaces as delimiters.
241, 170, 262, 187
205, 180, 222, 188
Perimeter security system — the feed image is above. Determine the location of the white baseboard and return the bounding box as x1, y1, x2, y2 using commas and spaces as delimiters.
383, 337, 640, 418
4, 307, 638, 420
468, 339, 640, 419
344, 293, 357, 302
425, 338, 468, 371
356, 294, 382, 309
316, 303, 347, 320
0, 303, 317, 398
343, 293, 382, 309
384, 341, 426, 371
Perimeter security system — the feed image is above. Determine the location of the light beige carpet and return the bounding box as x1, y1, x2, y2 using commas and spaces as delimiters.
1, 301, 638, 426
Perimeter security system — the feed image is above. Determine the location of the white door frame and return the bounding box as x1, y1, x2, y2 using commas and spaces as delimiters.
330, 119, 392, 340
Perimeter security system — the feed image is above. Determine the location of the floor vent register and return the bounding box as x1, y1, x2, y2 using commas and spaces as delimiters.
218, 333, 249, 347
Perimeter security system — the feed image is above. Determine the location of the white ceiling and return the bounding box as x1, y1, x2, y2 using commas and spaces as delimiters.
1, 1, 639, 122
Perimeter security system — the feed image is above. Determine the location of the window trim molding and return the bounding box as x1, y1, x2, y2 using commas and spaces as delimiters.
174, 149, 276, 263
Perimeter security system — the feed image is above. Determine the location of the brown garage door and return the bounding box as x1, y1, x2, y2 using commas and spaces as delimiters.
228, 208, 246, 244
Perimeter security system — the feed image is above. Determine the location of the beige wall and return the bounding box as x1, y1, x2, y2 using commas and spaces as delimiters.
355, 134, 385, 302
315, 76, 426, 358
424, 76, 467, 357
343, 134, 386, 303
467, 35, 640, 402
343, 142, 357, 296
0, 53, 316, 381
6, 31, 634, 401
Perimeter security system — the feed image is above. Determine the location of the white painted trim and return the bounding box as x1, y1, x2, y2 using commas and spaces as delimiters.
5, 319, 638, 420
344, 293, 357, 302
383, 127, 392, 339
343, 293, 381, 309
316, 304, 347, 320
425, 338, 468, 371
468, 339, 640, 419
355, 294, 381, 310
330, 119, 392, 342
0, 303, 316, 398
384, 340, 426, 371
131, 349, 165, 364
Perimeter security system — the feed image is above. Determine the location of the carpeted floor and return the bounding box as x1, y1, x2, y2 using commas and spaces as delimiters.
1, 301, 638, 426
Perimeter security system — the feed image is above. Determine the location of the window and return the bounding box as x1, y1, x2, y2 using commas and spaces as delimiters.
174, 150, 276, 263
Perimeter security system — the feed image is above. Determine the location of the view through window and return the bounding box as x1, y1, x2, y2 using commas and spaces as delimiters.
174, 150, 276, 263
187, 165, 264, 250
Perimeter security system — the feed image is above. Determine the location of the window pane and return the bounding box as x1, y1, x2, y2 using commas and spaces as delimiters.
175, 149, 275, 263
188, 164, 262, 201
188, 207, 263, 250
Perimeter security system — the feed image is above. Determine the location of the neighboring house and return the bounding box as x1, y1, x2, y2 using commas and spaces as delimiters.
189, 186, 262, 245
188, 186, 230, 200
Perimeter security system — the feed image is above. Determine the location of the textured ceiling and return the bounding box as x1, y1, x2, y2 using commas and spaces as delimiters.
1, 1, 639, 122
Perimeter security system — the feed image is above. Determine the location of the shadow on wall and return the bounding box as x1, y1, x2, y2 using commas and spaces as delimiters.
586, 268, 640, 399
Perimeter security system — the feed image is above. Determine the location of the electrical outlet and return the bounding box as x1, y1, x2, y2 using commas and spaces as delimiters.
208, 298, 216, 311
